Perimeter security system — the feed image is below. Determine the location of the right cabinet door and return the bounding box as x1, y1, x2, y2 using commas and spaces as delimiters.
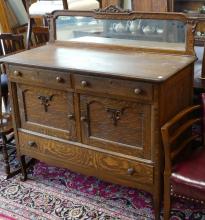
80, 95, 152, 159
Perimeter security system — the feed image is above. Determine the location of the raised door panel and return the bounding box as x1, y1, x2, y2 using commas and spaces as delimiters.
80, 95, 151, 159
17, 84, 76, 140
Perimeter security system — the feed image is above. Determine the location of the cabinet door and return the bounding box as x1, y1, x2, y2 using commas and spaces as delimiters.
80, 95, 151, 159
17, 84, 76, 140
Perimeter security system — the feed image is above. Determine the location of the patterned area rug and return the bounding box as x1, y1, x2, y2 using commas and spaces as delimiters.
0, 149, 205, 220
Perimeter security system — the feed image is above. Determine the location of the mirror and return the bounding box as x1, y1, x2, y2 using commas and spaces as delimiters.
56, 16, 186, 51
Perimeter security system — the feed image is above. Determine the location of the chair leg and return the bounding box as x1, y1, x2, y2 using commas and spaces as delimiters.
1, 133, 11, 177
19, 155, 27, 181
164, 176, 171, 220
1, 134, 21, 179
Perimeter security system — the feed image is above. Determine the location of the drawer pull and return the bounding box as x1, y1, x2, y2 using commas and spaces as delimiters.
127, 168, 135, 175
28, 141, 36, 148
56, 76, 63, 83
13, 70, 21, 77
80, 116, 87, 122
134, 88, 142, 95
81, 80, 88, 87
68, 114, 75, 120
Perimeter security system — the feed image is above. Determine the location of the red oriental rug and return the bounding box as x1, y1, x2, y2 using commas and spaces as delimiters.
0, 153, 204, 219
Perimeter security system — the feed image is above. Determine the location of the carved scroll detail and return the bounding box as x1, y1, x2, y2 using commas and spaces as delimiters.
38, 95, 54, 112
106, 108, 123, 126
95, 5, 131, 14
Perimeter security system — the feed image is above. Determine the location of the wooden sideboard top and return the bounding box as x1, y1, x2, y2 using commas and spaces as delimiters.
1, 43, 195, 82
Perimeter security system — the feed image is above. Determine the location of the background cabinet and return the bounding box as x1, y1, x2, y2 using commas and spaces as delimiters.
132, 0, 170, 12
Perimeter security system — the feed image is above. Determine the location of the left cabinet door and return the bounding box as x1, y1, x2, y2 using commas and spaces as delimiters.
17, 84, 76, 140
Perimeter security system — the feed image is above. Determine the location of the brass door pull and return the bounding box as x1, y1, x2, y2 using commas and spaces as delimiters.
80, 116, 87, 122
28, 141, 36, 147
134, 88, 142, 95
68, 114, 75, 120
56, 76, 64, 83
13, 70, 22, 77
127, 168, 135, 175
81, 80, 88, 87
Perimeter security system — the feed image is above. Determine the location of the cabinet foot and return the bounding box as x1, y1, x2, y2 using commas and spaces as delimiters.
19, 155, 28, 181
153, 193, 162, 220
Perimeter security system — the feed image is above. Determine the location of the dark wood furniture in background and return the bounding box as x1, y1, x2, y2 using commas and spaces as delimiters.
101, 0, 121, 8
161, 104, 205, 220
0, 33, 24, 56
0, 33, 25, 110
0, 33, 25, 179
132, 0, 170, 12
1, 8, 196, 219
32, 26, 49, 46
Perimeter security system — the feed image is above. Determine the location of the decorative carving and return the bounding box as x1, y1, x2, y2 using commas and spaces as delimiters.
95, 5, 131, 14
106, 108, 123, 126
187, 19, 198, 33
38, 95, 54, 112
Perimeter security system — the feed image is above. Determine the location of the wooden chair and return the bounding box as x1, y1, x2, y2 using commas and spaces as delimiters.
161, 105, 205, 220
32, 26, 49, 46
0, 33, 25, 111
0, 33, 25, 179
0, 33, 25, 55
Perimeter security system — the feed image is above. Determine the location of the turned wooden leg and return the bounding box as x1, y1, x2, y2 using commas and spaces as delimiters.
1, 134, 11, 178
163, 176, 171, 220
19, 155, 27, 181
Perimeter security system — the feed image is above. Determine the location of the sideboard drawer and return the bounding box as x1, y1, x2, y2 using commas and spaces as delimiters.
18, 131, 154, 187
8, 65, 71, 89
74, 74, 153, 101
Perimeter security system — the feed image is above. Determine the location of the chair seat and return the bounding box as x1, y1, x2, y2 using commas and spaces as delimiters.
171, 147, 205, 201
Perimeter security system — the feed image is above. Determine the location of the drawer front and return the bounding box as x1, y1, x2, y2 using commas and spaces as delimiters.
18, 131, 154, 187
17, 84, 76, 140
74, 74, 153, 101
8, 65, 71, 89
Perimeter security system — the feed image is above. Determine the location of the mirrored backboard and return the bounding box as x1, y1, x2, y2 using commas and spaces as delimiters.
56, 16, 186, 51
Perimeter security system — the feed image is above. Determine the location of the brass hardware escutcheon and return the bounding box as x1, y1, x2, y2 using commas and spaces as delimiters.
38, 95, 54, 112
106, 108, 123, 126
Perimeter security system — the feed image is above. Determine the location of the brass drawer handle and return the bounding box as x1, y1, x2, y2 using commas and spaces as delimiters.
13, 70, 22, 77
28, 141, 36, 148
127, 168, 135, 175
80, 116, 87, 122
81, 80, 88, 87
68, 114, 75, 120
134, 88, 142, 95
56, 76, 64, 83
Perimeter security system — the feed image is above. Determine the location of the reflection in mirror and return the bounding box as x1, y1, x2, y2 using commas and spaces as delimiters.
56, 16, 186, 51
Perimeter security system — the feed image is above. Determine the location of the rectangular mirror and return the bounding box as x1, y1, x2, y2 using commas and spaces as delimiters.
56, 16, 186, 51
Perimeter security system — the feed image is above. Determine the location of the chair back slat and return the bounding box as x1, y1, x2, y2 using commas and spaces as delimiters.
161, 105, 202, 170
32, 26, 49, 46
171, 133, 201, 160
0, 33, 25, 55
169, 118, 201, 144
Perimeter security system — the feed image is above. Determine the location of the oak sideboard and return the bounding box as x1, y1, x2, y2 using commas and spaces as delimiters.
1, 6, 196, 219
